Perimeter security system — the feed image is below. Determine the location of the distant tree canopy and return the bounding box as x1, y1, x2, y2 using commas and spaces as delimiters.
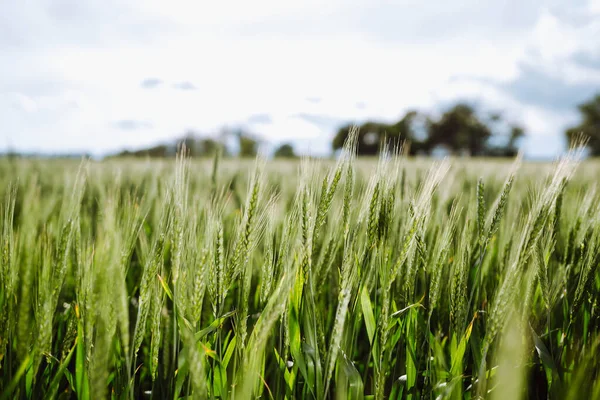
112, 128, 261, 158
566, 94, 600, 156
238, 135, 258, 158
426, 104, 491, 156
113, 130, 228, 158
332, 103, 525, 157
114, 144, 173, 158
182, 136, 222, 157
273, 143, 296, 158
181, 133, 226, 157
333, 111, 425, 155
219, 127, 260, 158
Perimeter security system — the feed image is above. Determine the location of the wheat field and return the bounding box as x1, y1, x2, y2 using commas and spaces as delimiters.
1, 138, 599, 399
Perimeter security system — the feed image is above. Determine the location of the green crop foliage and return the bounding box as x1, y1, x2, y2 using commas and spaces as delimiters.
0, 138, 599, 399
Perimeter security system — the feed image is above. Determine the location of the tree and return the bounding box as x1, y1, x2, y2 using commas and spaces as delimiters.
178, 131, 227, 157
181, 132, 199, 156
121, 144, 172, 158
332, 110, 425, 156
111, 132, 228, 159
426, 103, 492, 156
566, 94, 600, 155
273, 143, 296, 158
506, 125, 525, 156
390, 111, 429, 154
331, 105, 523, 157
216, 127, 261, 158
238, 133, 259, 158
197, 138, 223, 156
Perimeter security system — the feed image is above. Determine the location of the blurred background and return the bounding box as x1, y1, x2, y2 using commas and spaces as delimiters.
1, 0, 599, 160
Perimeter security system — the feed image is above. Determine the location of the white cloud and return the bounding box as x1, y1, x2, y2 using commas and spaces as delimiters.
11, 94, 38, 113
0, 0, 598, 157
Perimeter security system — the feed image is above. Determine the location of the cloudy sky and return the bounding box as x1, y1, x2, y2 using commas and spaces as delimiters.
1, 0, 599, 158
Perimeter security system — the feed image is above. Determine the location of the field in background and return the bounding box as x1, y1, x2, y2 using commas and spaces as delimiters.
0, 147, 599, 399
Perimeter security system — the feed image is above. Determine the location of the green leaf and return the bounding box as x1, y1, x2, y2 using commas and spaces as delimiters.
157, 273, 173, 301
47, 338, 78, 398
391, 303, 424, 318
0, 355, 31, 400
222, 335, 237, 369
194, 311, 236, 341
530, 325, 561, 383
174, 351, 190, 398
360, 286, 376, 345
213, 364, 227, 398
75, 316, 89, 399
450, 318, 473, 378
274, 347, 296, 396
406, 309, 418, 399
336, 354, 364, 400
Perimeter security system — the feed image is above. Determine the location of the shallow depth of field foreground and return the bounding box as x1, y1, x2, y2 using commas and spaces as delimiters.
1, 141, 599, 399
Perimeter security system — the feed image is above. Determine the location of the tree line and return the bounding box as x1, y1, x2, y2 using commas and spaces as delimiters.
113, 128, 261, 159
112, 94, 600, 159
333, 103, 524, 157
